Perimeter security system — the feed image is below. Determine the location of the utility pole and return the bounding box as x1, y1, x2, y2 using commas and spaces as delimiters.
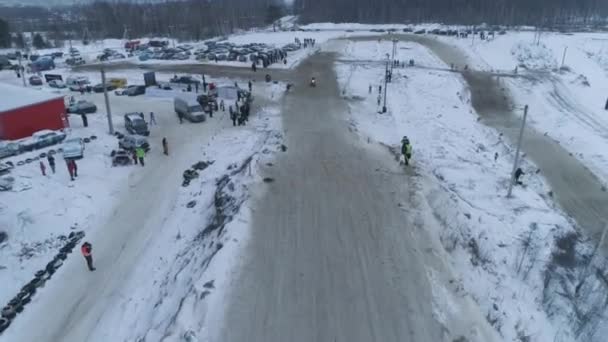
507, 105, 528, 198
382, 53, 389, 113
100, 66, 114, 135
17, 53, 26, 87
560, 46, 568, 69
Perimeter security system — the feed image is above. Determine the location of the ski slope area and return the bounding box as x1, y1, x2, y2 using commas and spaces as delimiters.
333, 38, 600, 341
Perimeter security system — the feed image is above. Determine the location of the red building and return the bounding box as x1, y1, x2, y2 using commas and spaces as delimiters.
0, 83, 68, 140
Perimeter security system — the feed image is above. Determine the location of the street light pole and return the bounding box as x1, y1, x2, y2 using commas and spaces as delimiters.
100, 66, 114, 135
507, 105, 528, 198
382, 53, 389, 113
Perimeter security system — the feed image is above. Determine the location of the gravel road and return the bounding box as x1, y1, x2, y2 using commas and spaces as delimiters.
216, 52, 444, 342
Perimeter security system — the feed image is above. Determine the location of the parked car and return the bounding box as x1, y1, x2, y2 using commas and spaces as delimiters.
21, 130, 66, 151
124, 113, 150, 136
119, 135, 150, 152
62, 137, 84, 160
29, 75, 43, 86
115, 86, 133, 96
170, 75, 200, 85
111, 149, 132, 166
93, 83, 117, 93
67, 100, 97, 114
125, 85, 146, 96
174, 97, 206, 123
65, 56, 85, 66
0, 141, 20, 159
48, 80, 66, 88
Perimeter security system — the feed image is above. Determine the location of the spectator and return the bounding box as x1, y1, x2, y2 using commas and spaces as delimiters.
66, 160, 75, 181
47, 155, 56, 174
149, 112, 157, 125
71, 160, 78, 178
136, 147, 145, 166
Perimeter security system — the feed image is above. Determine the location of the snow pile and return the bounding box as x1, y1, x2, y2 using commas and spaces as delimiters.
511, 41, 557, 70
335, 39, 588, 341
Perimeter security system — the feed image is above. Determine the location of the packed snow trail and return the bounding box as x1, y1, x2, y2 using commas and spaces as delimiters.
216, 52, 444, 342
0, 109, 219, 342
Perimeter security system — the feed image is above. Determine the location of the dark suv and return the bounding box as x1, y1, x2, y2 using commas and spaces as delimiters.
124, 113, 150, 136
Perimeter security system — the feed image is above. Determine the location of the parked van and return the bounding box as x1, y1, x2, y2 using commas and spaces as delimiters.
174, 96, 206, 122
124, 113, 150, 136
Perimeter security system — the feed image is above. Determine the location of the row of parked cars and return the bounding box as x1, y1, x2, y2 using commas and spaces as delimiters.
367, 26, 507, 36
194, 41, 293, 64
137, 44, 194, 61
0, 130, 85, 161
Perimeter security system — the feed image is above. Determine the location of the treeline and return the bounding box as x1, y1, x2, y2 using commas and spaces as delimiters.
294, 0, 608, 27
0, 0, 284, 47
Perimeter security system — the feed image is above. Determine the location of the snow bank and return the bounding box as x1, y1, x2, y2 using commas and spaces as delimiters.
511, 41, 557, 69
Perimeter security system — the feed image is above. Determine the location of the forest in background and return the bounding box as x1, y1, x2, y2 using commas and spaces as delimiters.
2, 0, 608, 49
0, 0, 283, 47
294, 0, 608, 27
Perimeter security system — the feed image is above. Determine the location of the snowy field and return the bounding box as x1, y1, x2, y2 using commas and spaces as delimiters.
434, 31, 608, 187
332, 38, 595, 341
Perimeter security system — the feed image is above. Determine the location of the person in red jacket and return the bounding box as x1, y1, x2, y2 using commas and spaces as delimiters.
81, 242, 96, 271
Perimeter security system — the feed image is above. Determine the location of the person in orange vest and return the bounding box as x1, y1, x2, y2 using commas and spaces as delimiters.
81, 242, 96, 271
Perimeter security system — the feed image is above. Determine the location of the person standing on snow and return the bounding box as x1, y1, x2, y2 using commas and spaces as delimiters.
149, 112, 157, 125
47, 154, 56, 174
248, 80, 252, 92
81, 242, 96, 271
71, 160, 78, 178
66, 160, 75, 181
162, 137, 168, 156
401, 136, 413, 166
136, 146, 146, 166
515, 167, 525, 185
39, 161, 46, 176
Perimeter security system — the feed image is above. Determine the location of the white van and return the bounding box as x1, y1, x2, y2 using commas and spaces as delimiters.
174, 96, 206, 123
66, 76, 90, 91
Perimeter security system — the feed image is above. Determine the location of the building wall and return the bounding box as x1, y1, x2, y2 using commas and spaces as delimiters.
0, 98, 67, 140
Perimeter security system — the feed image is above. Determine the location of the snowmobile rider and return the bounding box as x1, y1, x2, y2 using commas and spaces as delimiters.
401, 136, 413, 166
310, 77, 316, 87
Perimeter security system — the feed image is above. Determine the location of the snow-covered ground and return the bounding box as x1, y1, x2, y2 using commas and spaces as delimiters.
3, 21, 608, 341
332, 38, 587, 341
435, 31, 608, 187
0, 63, 286, 340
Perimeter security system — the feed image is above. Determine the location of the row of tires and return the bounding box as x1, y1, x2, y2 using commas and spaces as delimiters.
0, 230, 85, 335
4, 136, 97, 168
